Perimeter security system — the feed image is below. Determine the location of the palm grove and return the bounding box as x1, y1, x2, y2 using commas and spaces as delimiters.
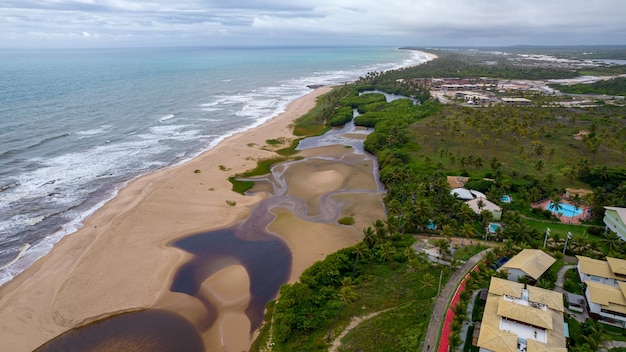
251, 49, 626, 351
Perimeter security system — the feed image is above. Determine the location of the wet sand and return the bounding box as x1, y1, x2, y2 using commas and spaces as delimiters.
0, 85, 386, 352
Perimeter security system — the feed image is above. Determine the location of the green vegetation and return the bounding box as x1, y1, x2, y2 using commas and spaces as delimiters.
550, 77, 626, 96
261, 222, 450, 351
275, 139, 301, 156
228, 177, 254, 195
253, 48, 626, 351
564, 268, 584, 294
386, 49, 579, 80
337, 217, 355, 226
229, 157, 286, 194
193, 169, 201, 173
266, 138, 286, 146
225, 200, 236, 206
567, 318, 606, 351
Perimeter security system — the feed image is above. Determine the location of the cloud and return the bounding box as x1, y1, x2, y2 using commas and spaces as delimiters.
0, 0, 625, 47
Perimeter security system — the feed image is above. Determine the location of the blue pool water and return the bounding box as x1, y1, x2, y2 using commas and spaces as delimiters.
546, 202, 582, 217
488, 223, 500, 233
501, 195, 512, 203
427, 220, 436, 230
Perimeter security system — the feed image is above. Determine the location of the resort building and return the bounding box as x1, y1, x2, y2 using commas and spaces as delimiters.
465, 197, 502, 221
585, 281, 626, 327
476, 277, 567, 352
577, 255, 626, 287
450, 188, 486, 201
501, 97, 532, 106
604, 206, 626, 241
499, 249, 556, 282
577, 255, 626, 326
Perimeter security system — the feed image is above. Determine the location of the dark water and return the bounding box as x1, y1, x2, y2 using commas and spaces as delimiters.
170, 217, 292, 331
33, 117, 383, 350
34, 310, 205, 352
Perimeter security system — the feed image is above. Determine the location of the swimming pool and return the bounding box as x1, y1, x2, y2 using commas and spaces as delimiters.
488, 223, 501, 233
501, 195, 512, 203
546, 202, 583, 217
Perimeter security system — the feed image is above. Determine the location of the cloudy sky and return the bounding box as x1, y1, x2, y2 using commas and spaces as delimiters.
1, 0, 625, 48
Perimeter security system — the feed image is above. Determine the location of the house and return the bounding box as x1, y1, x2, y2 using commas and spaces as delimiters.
451, 188, 475, 200
577, 255, 626, 326
501, 97, 532, 106
604, 206, 626, 241
585, 281, 626, 327
499, 249, 556, 282
476, 277, 567, 352
576, 255, 626, 287
466, 197, 502, 221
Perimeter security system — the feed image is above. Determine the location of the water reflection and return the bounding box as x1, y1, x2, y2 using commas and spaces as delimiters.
34, 310, 205, 352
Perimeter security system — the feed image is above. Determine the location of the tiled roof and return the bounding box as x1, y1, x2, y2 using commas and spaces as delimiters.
501, 249, 555, 280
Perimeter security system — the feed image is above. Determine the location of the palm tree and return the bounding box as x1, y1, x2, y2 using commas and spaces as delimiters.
549, 194, 563, 218
327, 278, 358, 342
461, 223, 475, 245
420, 273, 436, 299
362, 226, 377, 248
353, 242, 368, 273
440, 224, 454, 241
377, 241, 396, 266
435, 239, 451, 260
476, 198, 486, 214
601, 231, 622, 254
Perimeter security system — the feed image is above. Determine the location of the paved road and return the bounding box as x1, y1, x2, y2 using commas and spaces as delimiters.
421, 249, 491, 352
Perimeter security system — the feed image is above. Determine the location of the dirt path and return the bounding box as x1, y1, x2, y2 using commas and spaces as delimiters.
329, 308, 393, 352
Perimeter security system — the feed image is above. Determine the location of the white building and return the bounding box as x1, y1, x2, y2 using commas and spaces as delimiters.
476, 277, 567, 352
604, 206, 626, 241
577, 255, 626, 326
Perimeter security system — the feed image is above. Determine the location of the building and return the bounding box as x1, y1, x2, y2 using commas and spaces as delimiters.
576, 255, 626, 287
604, 206, 626, 241
465, 197, 502, 221
577, 255, 626, 326
501, 97, 532, 106
500, 249, 556, 282
476, 277, 567, 352
585, 281, 626, 327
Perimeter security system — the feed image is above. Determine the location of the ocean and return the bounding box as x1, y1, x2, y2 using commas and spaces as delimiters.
0, 46, 429, 286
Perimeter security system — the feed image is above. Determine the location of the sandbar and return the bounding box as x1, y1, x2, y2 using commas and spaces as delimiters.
1, 86, 379, 352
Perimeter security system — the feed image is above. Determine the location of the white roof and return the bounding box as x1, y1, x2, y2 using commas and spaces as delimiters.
471, 190, 487, 199
451, 188, 474, 200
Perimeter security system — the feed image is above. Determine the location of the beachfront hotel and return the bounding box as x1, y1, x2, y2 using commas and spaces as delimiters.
499, 249, 556, 283
604, 206, 626, 241
476, 277, 567, 352
577, 255, 626, 326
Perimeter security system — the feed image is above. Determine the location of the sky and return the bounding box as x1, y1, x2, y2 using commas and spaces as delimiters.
1, 0, 625, 48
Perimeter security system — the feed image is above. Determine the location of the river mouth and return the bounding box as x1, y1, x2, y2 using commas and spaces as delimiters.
34, 309, 205, 352
34, 125, 385, 351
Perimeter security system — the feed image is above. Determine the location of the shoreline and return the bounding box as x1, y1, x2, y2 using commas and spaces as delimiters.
0, 50, 437, 351
0, 87, 336, 351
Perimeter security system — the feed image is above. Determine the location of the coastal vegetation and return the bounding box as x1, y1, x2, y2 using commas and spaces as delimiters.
251, 48, 626, 350
550, 76, 626, 96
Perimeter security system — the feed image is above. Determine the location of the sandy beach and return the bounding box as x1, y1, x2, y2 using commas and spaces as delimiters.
0, 85, 387, 351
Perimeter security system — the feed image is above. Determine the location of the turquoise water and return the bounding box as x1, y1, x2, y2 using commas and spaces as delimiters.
546, 202, 583, 217
501, 195, 512, 203
488, 223, 500, 233
427, 220, 436, 230
0, 47, 430, 286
